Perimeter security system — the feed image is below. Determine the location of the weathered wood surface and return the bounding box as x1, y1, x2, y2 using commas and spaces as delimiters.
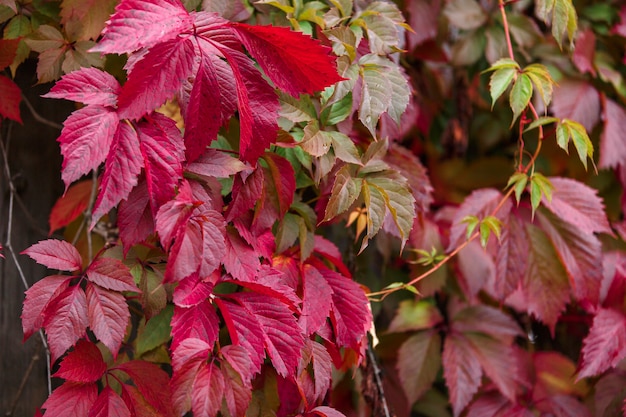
0, 60, 72, 416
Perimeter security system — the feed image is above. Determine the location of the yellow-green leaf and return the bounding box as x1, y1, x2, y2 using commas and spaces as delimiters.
509, 73, 533, 125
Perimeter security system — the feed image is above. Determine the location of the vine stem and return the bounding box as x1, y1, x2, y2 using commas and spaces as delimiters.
499, 0, 515, 61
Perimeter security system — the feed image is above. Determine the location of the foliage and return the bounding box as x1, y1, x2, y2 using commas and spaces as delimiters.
2, 0, 626, 416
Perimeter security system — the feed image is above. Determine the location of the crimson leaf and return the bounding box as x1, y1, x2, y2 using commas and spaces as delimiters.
43, 67, 121, 107
114, 360, 176, 417
42, 382, 98, 417
300, 264, 333, 336
43, 285, 89, 361
49, 179, 96, 234
0, 75, 22, 123
88, 386, 131, 417
86, 257, 139, 292
22, 275, 71, 340
578, 308, 626, 379
191, 361, 224, 417
86, 283, 130, 356
599, 97, 626, 169
22, 239, 83, 272
171, 301, 220, 351
54, 339, 107, 383
444, 333, 483, 417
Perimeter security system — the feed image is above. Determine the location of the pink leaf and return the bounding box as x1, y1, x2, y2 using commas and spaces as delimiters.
120, 384, 162, 417
182, 51, 223, 163
300, 264, 332, 336
223, 227, 260, 281
385, 143, 434, 213
543, 177, 612, 236
217, 292, 303, 377
117, 180, 155, 250
262, 153, 296, 220
172, 274, 215, 307
226, 168, 264, 222
86, 283, 130, 356
91, 0, 192, 54
443, 333, 483, 417
22, 275, 71, 339
49, 179, 96, 234
222, 344, 254, 386
92, 121, 143, 225
308, 406, 347, 417
171, 338, 211, 415
221, 48, 279, 163
310, 341, 333, 402
88, 386, 131, 417
495, 212, 528, 300
86, 257, 139, 292
231, 23, 343, 96
42, 382, 97, 417
137, 114, 184, 215
0, 75, 22, 123
43, 285, 89, 361
117, 37, 195, 120
551, 80, 600, 132
320, 267, 371, 352
22, 239, 83, 272
578, 308, 626, 378
186, 149, 246, 179
43, 67, 121, 107
572, 28, 596, 76
55, 339, 107, 383
451, 305, 522, 339
599, 97, 626, 169
191, 362, 224, 417
397, 330, 442, 406
58, 105, 119, 187
155, 180, 197, 251
171, 302, 220, 350
114, 360, 176, 417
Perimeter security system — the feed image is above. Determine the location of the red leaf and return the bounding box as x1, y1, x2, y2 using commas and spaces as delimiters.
223, 227, 260, 281
0, 38, 19, 68
183, 51, 223, 163
397, 330, 442, 406
49, 179, 96, 234
171, 302, 220, 350
222, 344, 254, 386
117, 180, 155, 250
217, 292, 303, 377
543, 177, 612, 236
186, 148, 246, 179
599, 97, 626, 169
0, 76, 21, 123
22, 239, 83, 272
443, 333, 483, 417
55, 340, 106, 383
117, 37, 195, 120
448, 189, 510, 251
494, 212, 528, 300
308, 406, 347, 417
155, 181, 197, 251
537, 210, 602, 306
231, 23, 343, 96
88, 387, 131, 417
320, 267, 371, 352
221, 351, 253, 417
58, 105, 119, 187
300, 264, 332, 336
578, 308, 626, 378
572, 28, 596, 76
43, 67, 121, 107
86, 257, 139, 292
226, 168, 264, 222
451, 305, 522, 340
91, 0, 192, 54
385, 143, 434, 213
171, 338, 211, 415
551, 79, 600, 132
42, 382, 97, 417
172, 274, 215, 307
86, 283, 130, 356
262, 152, 296, 220
120, 384, 161, 417
138, 113, 184, 215
191, 362, 224, 417
22, 275, 71, 340
92, 121, 143, 224
310, 341, 333, 402
221, 48, 279, 163
114, 360, 175, 417
43, 285, 89, 361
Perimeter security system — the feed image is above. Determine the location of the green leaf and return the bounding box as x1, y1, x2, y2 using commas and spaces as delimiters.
525, 63, 554, 107
276, 212, 300, 253
538, 0, 578, 49
556, 119, 593, 170
279, 92, 317, 123
506, 172, 529, 204
509, 73, 533, 125
530, 173, 553, 218
324, 165, 362, 222
385, 61, 410, 125
136, 305, 174, 357
480, 216, 502, 248
489, 67, 516, 108
461, 215, 479, 240
328, 131, 361, 165
359, 60, 392, 136
524, 116, 560, 133
482, 57, 520, 73
320, 92, 352, 126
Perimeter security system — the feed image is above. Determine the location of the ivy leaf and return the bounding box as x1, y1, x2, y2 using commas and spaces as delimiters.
22, 239, 83, 272
0, 75, 21, 122
443, 0, 487, 30
186, 148, 246, 179
114, 360, 176, 417
43, 285, 89, 361
88, 386, 131, 417
170, 338, 211, 415
136, 305, 174, 356
443, 333, 483, 417
191, 362, 224, 417
91, 0, 193, 54
117, 37, 195, 120
494, 212, 528, 300
555, 119, 593, 170
324, 165, 362, 222
43, 67, 120, 107
509, 73, 532, 126
388, 300, 443, 333
223, 227, 261, 281
524, 63, 554, 108
358, 57, 392, 136
86, 257, 139, 292
551, 80, 600, 132
86, 283, 130, 356
488, 67, 516, 108
49, 179, 95, 234
300, 265, 333, 336
397, 331, 442, 406
542, 177, 612, 236
578, 308, 626, 379
57, 105, 119, 187
41, 383, 98, 417
54, 339, 106, 383
217, 291, 303, 377
599, 97, 626, 169
117, 181, 155, 250
261, 153, 296, 220
230, 22, 343, 96
60, 0, 118, 41
529, 173, 553, 218
171, 302, 220, 351
22, 275, 72, 340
